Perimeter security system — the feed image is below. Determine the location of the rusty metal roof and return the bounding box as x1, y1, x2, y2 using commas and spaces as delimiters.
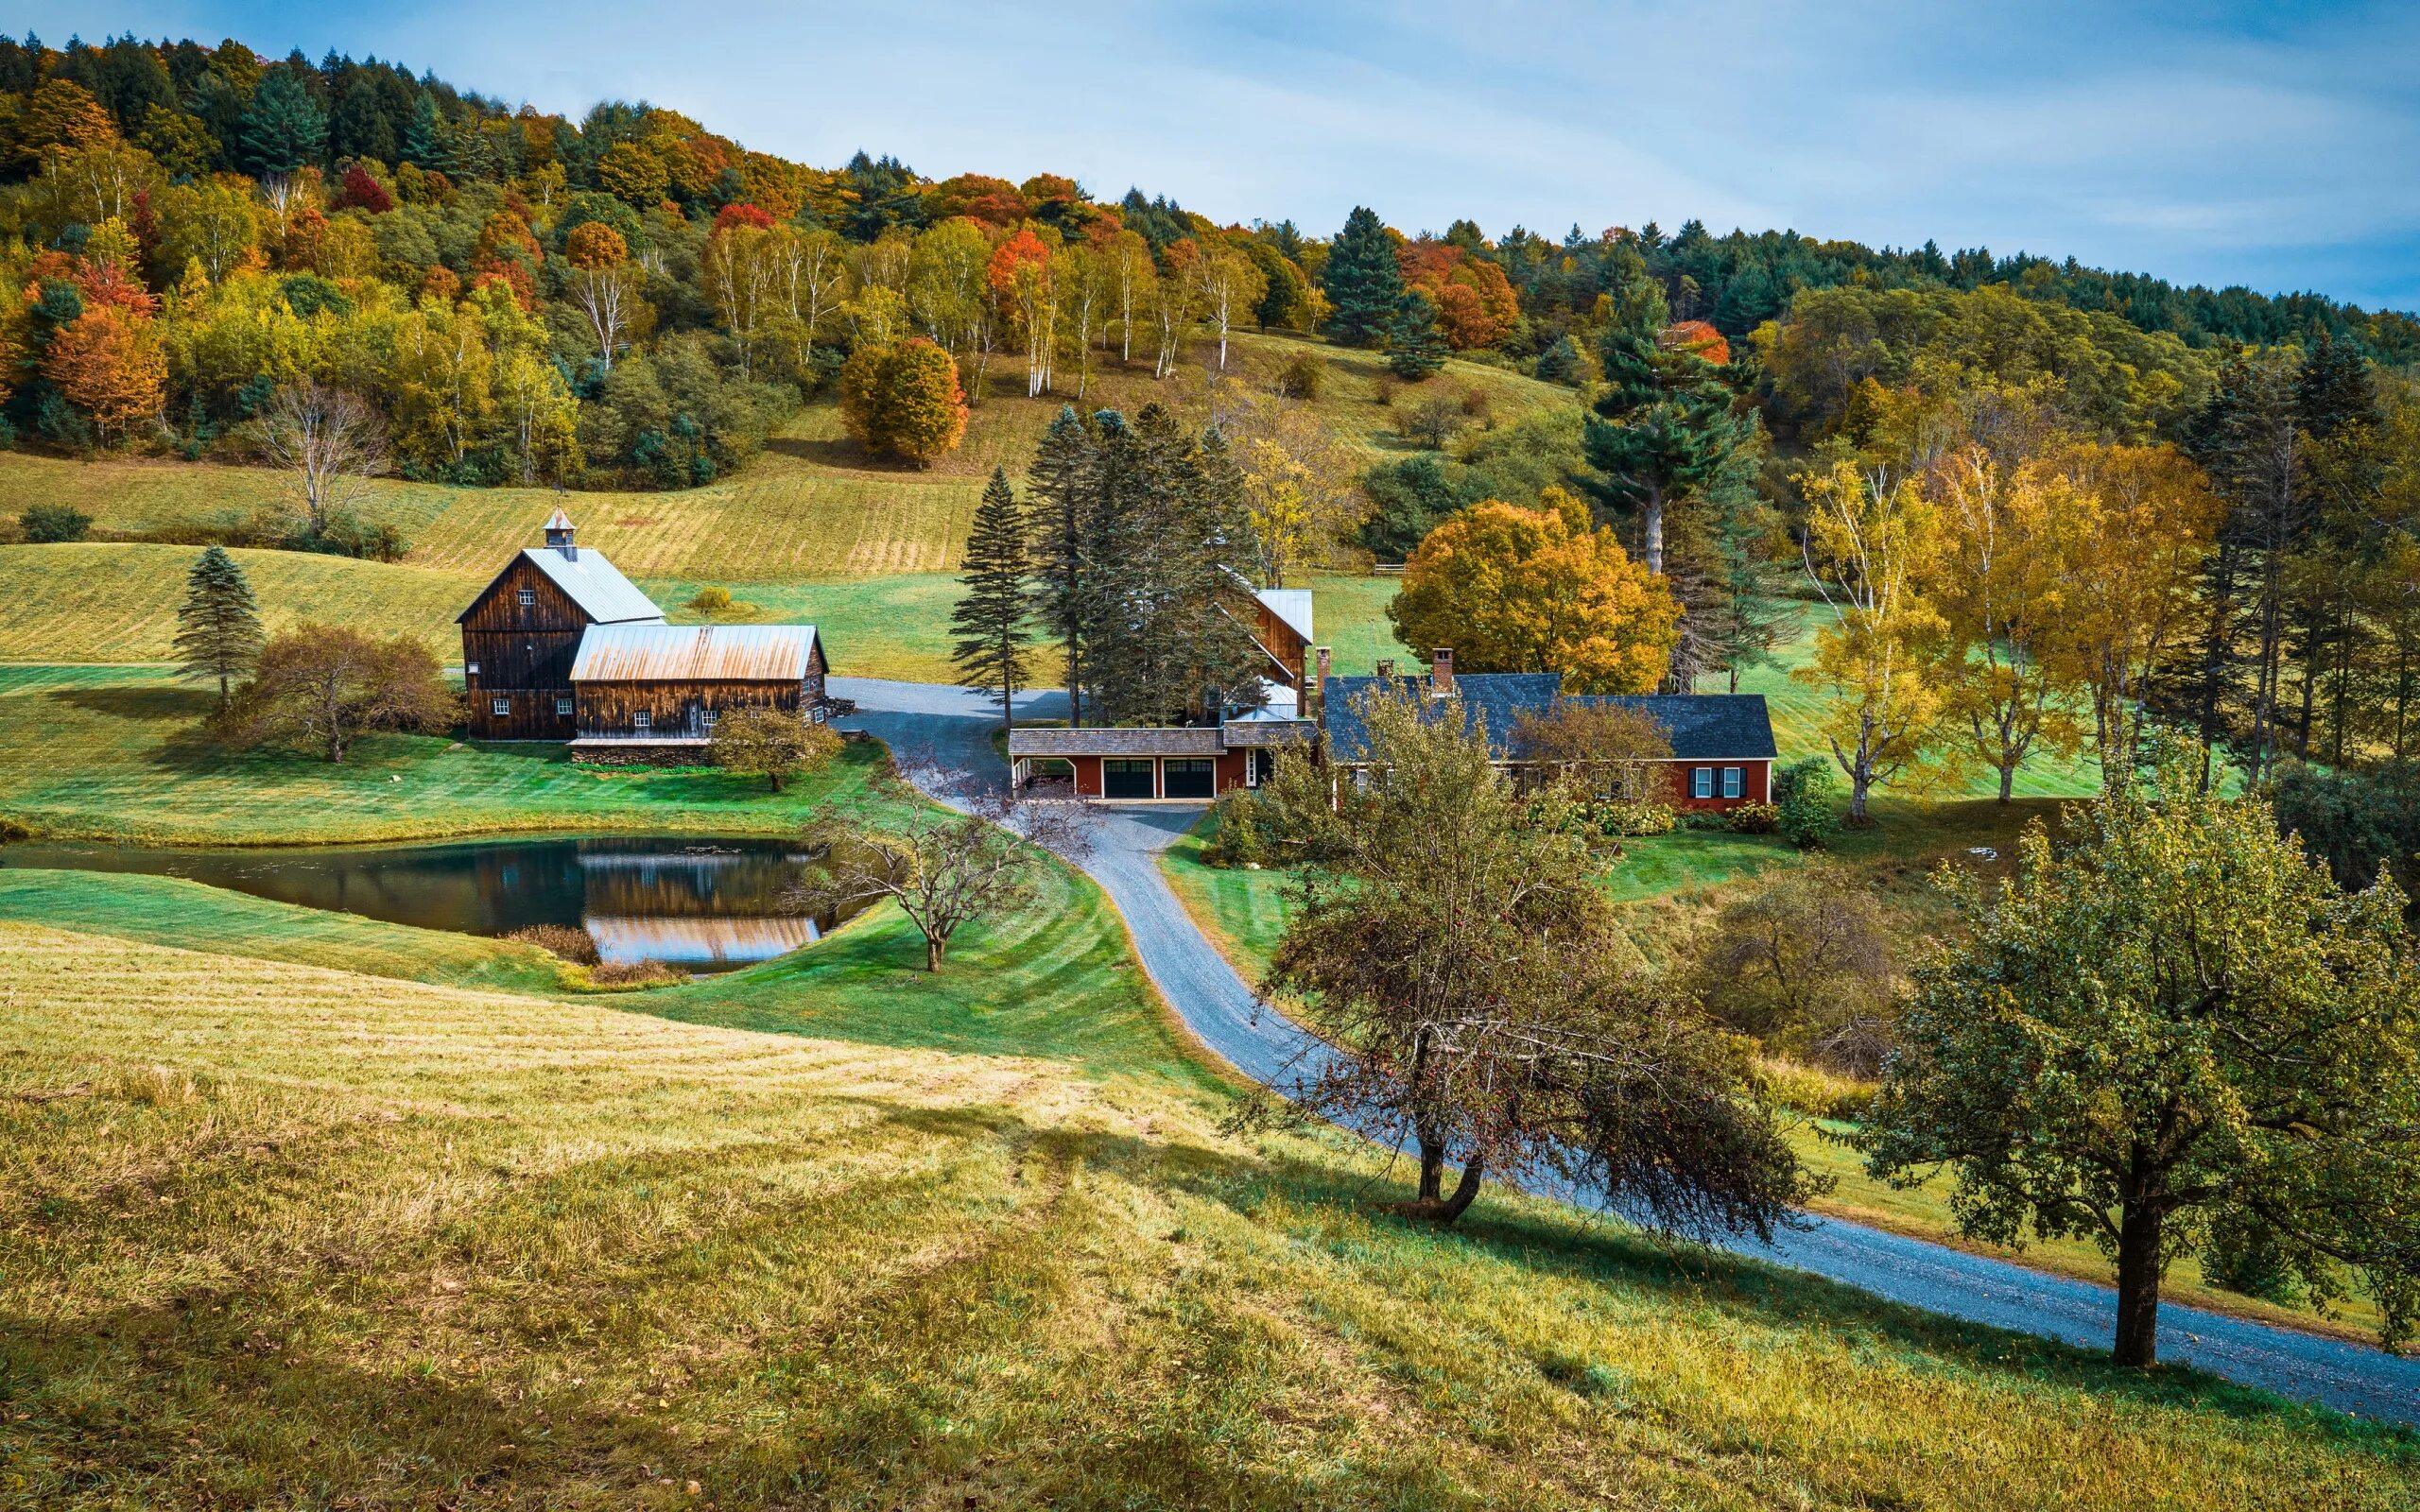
570, 625, 821, 682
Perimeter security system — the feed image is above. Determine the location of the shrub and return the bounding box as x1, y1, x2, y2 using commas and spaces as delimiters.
1271, 352, 1324, 401
1203, 788, 1268, 867
1459, 386, 1493, 422
21, 503, 93, 543
1772, 757, 1842, 850
1371, 374, 1398, 408
1590, 798, 1676, 836
687, 585, 735, 615
1756, 1057, 1879, 1122
506, 923, 599, 965
588, 959, 687, 988
709, 706, 842, 792
1401, 393, 1466, 450
1724, 800, 1781, 834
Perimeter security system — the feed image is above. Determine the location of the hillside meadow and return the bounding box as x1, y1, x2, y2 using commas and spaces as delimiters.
2, 897, 2411, 1508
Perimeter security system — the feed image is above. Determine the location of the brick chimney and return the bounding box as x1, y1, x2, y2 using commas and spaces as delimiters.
1313, 646, 1331, 716
544, 506, 578, 559
1431, 647, 1454, 697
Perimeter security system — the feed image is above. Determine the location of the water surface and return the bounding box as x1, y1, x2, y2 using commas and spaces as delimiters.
3, 835, 847, 971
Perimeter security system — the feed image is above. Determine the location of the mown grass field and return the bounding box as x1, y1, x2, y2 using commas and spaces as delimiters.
0, 664, 906, 845
3, 907, 2409, 1508
0, 333, 1566, 581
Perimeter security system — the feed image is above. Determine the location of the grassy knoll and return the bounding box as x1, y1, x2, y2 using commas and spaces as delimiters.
0, 333, 1567, 582
0, 664, 900, 845
0, 542, 479, 662
1, 917, 2408, 1507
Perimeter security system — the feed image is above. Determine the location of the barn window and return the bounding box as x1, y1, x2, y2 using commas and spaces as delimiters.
465, 661, 480, 676
1721, 766, 1742, 799
517, 588, 535, 607
700, 708, 718, 727
1691, 766, 1714, 799
555, 696, 573, 716
491, 697, 510, 716
633, 712, 651, 730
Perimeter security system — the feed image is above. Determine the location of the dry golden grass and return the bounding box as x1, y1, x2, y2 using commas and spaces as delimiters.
0, 919, 2409, 1509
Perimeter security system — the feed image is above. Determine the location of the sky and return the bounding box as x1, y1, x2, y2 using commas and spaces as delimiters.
22, 0, 2420, 313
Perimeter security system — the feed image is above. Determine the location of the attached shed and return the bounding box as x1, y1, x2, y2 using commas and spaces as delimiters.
1007, 718, 1315, 799
569, 624, 828, 756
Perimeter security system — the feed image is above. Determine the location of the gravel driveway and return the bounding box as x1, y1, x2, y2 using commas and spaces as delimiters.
832, 676, 2420, 1424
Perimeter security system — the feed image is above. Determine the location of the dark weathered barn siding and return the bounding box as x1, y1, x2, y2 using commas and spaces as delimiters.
574, 678, 809, 738
461, 559, 587, 739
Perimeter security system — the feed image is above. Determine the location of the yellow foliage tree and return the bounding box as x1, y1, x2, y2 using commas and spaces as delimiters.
1387, 487, 1678, 694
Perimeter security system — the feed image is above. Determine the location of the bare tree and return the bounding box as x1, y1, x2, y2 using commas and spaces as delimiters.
788, 765, 1091, 971
258, 380, 388, 539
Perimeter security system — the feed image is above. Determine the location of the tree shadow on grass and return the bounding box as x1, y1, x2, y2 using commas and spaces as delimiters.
51, 682, 210, 726
883, 1105, 2420, 1452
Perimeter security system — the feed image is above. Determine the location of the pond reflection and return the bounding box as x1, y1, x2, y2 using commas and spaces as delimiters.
2, 835, 847, 972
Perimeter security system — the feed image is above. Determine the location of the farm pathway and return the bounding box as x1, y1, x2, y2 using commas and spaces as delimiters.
830, 676, 2420, 1425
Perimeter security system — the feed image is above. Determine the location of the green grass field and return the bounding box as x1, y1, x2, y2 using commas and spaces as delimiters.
0, 664, 907, 844
3, 906, 2407, 1507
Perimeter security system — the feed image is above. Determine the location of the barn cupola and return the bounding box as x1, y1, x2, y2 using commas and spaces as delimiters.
543, 507, 578, 559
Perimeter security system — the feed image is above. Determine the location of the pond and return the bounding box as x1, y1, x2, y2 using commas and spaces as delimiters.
1, 835, 855, 972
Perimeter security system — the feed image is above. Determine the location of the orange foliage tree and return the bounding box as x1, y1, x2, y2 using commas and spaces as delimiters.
43, 304, 167, 444
1386, 488, 1679, 693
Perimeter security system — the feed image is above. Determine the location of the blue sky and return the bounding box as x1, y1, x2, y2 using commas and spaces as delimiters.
24, 1, 2420, 312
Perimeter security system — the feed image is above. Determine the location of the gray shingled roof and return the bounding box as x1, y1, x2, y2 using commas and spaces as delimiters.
1321, 676, 1777, 764
515, 547, 665, 625
1564, 694, 1778, 761
1008, 727, 1226, 758
1320, 673, 1564, 763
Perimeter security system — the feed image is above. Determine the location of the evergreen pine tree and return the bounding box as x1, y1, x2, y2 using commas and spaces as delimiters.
241, 66, 326, 178
1322, 206, 1404, 348
950, 469, 1035, 734
174, 545, 265, 711
1027, 405, 1100, 725
1386, 291, 1448, 381
404, 92, 454, 173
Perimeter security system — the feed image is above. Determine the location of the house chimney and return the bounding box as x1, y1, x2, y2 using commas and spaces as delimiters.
544, 506, 577, 559
1432, 648, 1454, 697
1313, 646, 1331, 717
1376, 657, 1396, 680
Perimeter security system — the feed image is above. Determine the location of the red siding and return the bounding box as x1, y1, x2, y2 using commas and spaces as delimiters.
1666, 759, 1771, 811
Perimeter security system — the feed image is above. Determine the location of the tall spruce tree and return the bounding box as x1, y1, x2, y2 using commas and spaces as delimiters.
1028, 405, 1099, 726
1386, 291, 1448, 381
174, 545, 265, 711
403, 91, 454, 173
1322, 206, 1403, 349
950, 468, 1034, 734
1582, 279, 1746, 580
240, 66, 325, 178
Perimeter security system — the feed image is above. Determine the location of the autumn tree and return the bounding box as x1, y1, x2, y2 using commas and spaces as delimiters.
1693, 868, 1897, 1075
174, 545, 265, 712
838, 337, 968, 466
1864, 752, 2420, 1367
42, 304, 165, 444
229, 625, 457, 762
1795, 460, 1947, 823
1508, 699, 1673, 798
790, 770, 1087, 971
1250, 683, 1817, 1231
1924, 445, 2085, 802
562, 222, 643, 369
1194, 244, 1267, 372
708, 706, 841, 793
989, 228, 1058, 397
1387, 488, 1679, 694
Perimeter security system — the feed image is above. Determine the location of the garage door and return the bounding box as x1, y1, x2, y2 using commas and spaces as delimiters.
1102, 759, 1156, 799
1161, 758, 1215, 799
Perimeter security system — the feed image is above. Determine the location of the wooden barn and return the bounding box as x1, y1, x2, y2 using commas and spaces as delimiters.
568, 624, 829, 763
458, 509, 666, 740
459, 510, 833, 759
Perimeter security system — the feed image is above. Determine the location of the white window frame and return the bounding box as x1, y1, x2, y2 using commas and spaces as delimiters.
517, 587, 535, 607
1691, 766, 1714, 799
700, 707, 719, 727
491, 696, 510, 716
555, 696, 574, 716
632, 711, 651, 730
464, 661, 480, 677
1721, 766, 1742, 799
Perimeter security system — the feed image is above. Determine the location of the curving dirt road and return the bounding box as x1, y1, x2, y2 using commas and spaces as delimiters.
831, 676, 2420, 1425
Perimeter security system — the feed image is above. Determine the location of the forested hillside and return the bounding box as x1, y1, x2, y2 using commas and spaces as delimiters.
0, 29, 2413, 508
